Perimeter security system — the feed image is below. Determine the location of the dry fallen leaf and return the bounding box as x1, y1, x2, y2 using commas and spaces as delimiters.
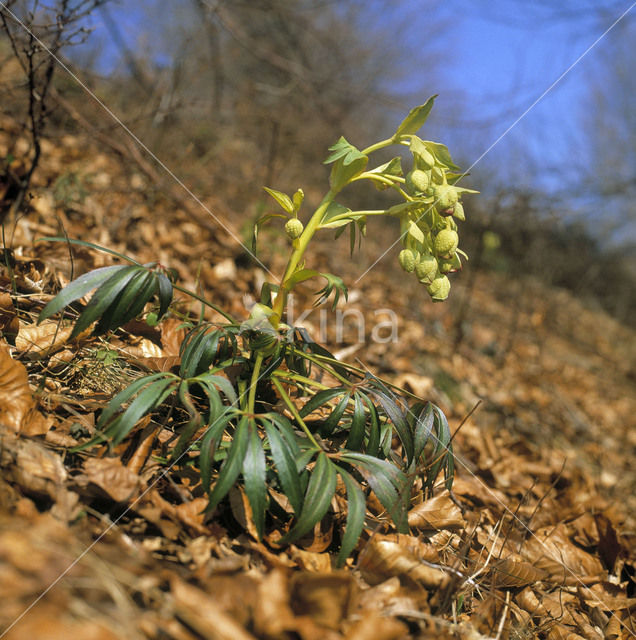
408, 490, 466, 531
0, 343, 34, 432
359, 534, 449, 589
15, 320, 73, 357
0, 292, 19, 340
80, 456, 142, 502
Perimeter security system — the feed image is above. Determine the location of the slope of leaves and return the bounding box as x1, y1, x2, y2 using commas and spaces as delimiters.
1, 117, 635, 640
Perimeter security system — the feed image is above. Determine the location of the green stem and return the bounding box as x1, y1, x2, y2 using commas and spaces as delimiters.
247, 352, 264, 415
361, 137, 394, 155
271, 188, 336, 326
272, 377, 321, 450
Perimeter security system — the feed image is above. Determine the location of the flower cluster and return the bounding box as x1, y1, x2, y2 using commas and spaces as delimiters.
395, 137, 474, 301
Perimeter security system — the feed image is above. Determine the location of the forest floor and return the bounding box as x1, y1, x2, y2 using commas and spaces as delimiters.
1, 117, 635, 640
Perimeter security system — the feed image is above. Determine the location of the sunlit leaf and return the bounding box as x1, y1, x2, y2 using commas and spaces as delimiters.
263, 187, 294, 214
393, 96, 437, 138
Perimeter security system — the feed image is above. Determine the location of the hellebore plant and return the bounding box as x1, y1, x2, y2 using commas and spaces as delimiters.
39, 96, 476, 564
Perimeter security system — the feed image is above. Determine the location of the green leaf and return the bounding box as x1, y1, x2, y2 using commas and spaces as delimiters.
329, 154, 368, 192
393, 96, 437, 139
38, 265, 124, 323
263, 187, 294, 214
370, 389, 414, 465
324, 136, 363, 165
263, 420, 303, 514
206, 417, 249, 513
320, 201, 353, 229
156, 272, 174, 320
423, 141, 461, 171
280, 452, 336, 543
429, 405, 455, 491
95, 269, 156, 335
336, 469, 366, 567
97, 376, 177, 447
345, 393, 366, 451
367, 157, 403, 178
360, 394, 380, 456
243, 421, 267, 539
412, 402, 434, 463
299, 388, 346, 419
199, 409, 236, 491
313, 273, 348, 310
320, 391, 351, 437
339, 452, 409, 533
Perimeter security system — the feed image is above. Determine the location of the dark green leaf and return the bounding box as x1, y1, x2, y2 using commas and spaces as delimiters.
206, 417, 249, 513
336, 469, 366, 567
99, 376, 177, 447
70, 265, 142, 338
243, 421, 267, 539
299, 388, 346, 419
38, 265, 124, 323
320, 391, 351, 437
280, 452, 336, 543
339, 452, 409, 533
345, 393, 366, 451
263, 420, 303, 514
413, 402, 434, 463
370, 389, 414, 464
199, 409, 236, 491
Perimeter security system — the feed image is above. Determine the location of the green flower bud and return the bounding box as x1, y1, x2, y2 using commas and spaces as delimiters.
439, 253, 462, 274
433, 228, 459, 258
452, 201, 465, 221
432, 183, 459, 210
398, 249, 417, 273
284, 218, 304, 239
405, 169, 430, 194
427, 274, 451, 301
415, 254, 438, 285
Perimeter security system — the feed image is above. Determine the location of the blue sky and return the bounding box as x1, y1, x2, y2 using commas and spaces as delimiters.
75, 1, 635, 244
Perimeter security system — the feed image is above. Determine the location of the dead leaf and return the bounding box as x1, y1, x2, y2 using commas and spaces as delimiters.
15, 320, 73, 357
0, 343, 34, 432
171, 575, 257, 640
408, 490, 466, 531
359, 535, 449, 589
290, 572, 356, 630
522, 524, 605, 586
343, 612, 409, 640
160, 316, 187, 356
0, 292, 19, 340
80, 457, 142, 502
488, 556, 548, 588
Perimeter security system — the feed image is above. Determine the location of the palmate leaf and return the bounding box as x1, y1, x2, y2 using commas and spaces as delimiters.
180, 325, 239, 378
39, 263, 174, 339
324, 137, 368, 192
279, 452, 337, 543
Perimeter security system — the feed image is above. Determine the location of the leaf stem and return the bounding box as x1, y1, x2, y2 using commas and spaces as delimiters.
271, 377, 322, 450
247, 352, 264, 415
